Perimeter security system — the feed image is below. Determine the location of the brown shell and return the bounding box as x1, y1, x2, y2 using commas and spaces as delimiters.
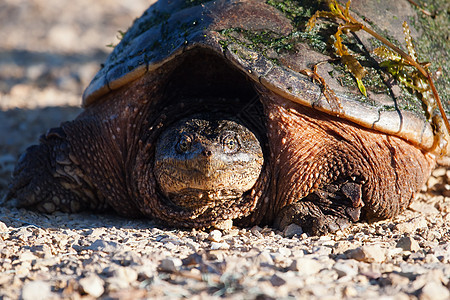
82, 0, 449, 154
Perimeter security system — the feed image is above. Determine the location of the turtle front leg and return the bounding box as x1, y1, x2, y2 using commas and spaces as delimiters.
263, 92, 434, 236
6, 127, 104, 213
275, 178, 365, 235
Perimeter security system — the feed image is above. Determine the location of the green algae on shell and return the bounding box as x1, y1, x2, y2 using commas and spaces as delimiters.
82, 0, 449, 154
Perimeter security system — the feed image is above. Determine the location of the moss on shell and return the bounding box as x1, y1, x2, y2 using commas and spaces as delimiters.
266, 0, 326, 29
410, 0, 449, 113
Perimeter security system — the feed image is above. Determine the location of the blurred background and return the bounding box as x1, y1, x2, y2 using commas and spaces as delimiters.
0, 0, 152, 108
0, 0, 152, 193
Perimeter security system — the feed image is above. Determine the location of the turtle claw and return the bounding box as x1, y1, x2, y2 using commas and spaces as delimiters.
7, 143, 62, 212
275, 178, 365, 235
346, 207, 362, 222
7, 130, 101, 214
276, 203, 352, 236
307, 214, 351, 235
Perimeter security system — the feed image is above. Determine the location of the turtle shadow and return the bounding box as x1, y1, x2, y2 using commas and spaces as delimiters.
0, 205, 159, 231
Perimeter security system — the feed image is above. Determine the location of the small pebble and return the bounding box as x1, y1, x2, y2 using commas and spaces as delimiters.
210, 241, 230, 250
283, 223, 303, 238
312, 245, 332, 256
250, 226, 264, 238
343, 286, 358, 297
396, 236, 420, 252
19, 251, 38, 262
424, 254, 439, 263
159, 257, 183, 272
394, 217, 428, 233
0, 221, 8, 232
113, 267, 138, 283
278, 247, 291, 257
420, 281, 450, 300
256, 251, 274, 266
182, 253, 204, 266
86, 239, 120, 253
208, 230, 223, 242
333, 241, 354, 254
333, 261, 358, 278
214, 219, 233, 230
79, 274, 104, 297
22, 281, 52, 300
270, 274, 286, 287
289, 257, 322, 275
346, 245, 385, 263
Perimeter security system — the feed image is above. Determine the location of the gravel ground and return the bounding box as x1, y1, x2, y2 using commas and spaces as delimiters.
1, 1, 450, 299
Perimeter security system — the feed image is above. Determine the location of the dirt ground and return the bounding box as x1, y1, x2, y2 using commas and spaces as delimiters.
0, 1, 449, 299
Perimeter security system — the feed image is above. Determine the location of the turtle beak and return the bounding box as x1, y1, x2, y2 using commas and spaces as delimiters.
191, 145, 224, 178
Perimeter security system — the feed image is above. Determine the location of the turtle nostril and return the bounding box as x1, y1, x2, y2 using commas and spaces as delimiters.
202, 150, 212, 157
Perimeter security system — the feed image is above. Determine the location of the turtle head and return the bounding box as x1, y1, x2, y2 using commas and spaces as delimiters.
154, 116, 263, 209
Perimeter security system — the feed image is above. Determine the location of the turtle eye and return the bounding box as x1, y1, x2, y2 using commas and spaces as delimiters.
176, 135, 191, 153
222, 134, 240, 153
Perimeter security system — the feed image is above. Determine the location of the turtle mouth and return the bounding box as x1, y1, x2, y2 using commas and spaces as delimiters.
166, 188, 244, 209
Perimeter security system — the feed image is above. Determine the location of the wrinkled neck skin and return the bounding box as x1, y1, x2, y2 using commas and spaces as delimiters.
134, 109, 268, 228
68, 72, 269, 228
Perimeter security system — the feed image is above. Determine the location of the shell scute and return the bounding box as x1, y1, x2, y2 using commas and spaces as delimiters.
83, 0, 448, 153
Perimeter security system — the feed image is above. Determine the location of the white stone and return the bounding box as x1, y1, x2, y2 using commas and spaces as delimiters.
79, 274, 104, 297
420, 281, 450, 300
86, 239, 120, 253
0, 221, 8, 232
347, 245, 385, 263
289, 257, 322, 275
113, 266, 138, 283
22, 281, 52, 300
214, 219, 233, 230
19, 251, 38, 262
278, 247, 291, 257
210, 241, 230, 250
333, 261, 358, 278
208, 230, 223, 242
256, 251, 274, 266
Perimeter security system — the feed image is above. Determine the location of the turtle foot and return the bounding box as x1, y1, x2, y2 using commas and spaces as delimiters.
6, 128, 101, 213
275, 179, 364, 235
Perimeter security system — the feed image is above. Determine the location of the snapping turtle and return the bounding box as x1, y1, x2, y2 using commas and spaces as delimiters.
6, 0, 449, 234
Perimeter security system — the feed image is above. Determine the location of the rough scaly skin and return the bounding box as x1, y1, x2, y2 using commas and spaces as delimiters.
242, 90, 435, 234
7, 72, 435, 234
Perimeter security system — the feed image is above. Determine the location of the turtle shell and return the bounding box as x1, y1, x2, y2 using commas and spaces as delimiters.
83, 0, 449, 154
